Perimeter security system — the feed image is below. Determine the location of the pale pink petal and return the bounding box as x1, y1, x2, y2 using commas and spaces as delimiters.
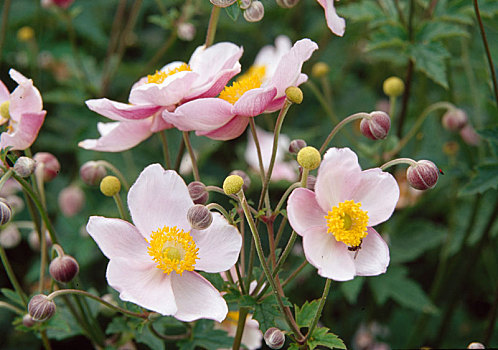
233, 87, 277, 117
352, 227, 389, 276
241, 318, 263, 350
302, 227, 356, 281
264, 96, 287, 113
0, 111, 46, 150
128, 165, 192, 239
85, 98, 162, 121
78, 119, 153, 152
163, 98, 234, 131
187, 65, 241, 100
86, 216, 149, 263
315, 147, 362, 212
350, 168, 400, 226
0, 80, 9, 102
190, 212, 241, 273
317, 0, 346, 36
171, 271, 228, 322
196, 115, 249, 141
106, 258, 178, 315
287, 188, 327, 235
254, 36, 293, 80
9, 69, 29, 85
9, 79, 43, 120
272, 162, 298, 182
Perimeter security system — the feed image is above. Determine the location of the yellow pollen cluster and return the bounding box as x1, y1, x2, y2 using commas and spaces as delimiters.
219, 65, 266, 105
0, 101, 11, 121
325, 200, 369, 248
147, 63, 191, 84
147, 226, 198, 275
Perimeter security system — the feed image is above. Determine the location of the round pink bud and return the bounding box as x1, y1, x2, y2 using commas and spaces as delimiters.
177, 22, 196, 41
13, 156, 36, 178
22, 314, 36, 327
79, 161, 107, 186
187, 204, 213, 230
187, 181, 209, 205
406, 160, 439, 190
49, 254, 79, 283
243, 1, 264, 22
230, 170, 251, 191
360, 111, 391, 140
58, 185, 85, 217
442, 108, 468, 131
0, 199, 12, 225
28, 294, 56, 322
33, 152, 60, 182
460, 124, 480, 146
264, 327, 285, 349
289, 139, 307, 154
0, 224, 21, 249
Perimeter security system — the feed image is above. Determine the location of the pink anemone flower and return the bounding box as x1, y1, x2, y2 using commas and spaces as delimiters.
317, 0, 346, 36
163, 36, 318, 141
0, 69, 46, 151
86, 164, 242, 322
79, 42, 243, 152
287, 148, 399, 281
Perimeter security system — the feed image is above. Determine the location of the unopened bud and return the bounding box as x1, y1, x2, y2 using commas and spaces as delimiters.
383, 76, 405, 97
360, 111, 391, 140
0, 199, 12, 225
297, 146, 321, 170
49, 254, 79, 283
80, 161, 107, 186
442, 108, 467, 131
289, 139, 307, 154
276, 0, 300, 8
406, 160, 439, 190
230, 170, 251, 191
467, 342, 485, 349
177, 22, 196, 41
187, 204, 213, 230
239, 0, 252, 9
58, 185, 85, 217
0, 224, 21, 249
100, 176, 121, 197
306, 175, 316, 191
285, 86, 303, 104
223, 175, 244, 195
14, 156, 36, 178
460, 124, 480, 146
33, 152, 60, 182
28, 295, 56, 322
264, 327, 285, 349
22, 314, 36, 327
243, 1, 264, 22
188, 181, 209, 205
210, 0, 237, 7
311, 62, 330, 78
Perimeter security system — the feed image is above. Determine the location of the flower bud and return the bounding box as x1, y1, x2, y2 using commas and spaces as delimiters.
0, 224, 21, 249
33, 152, 60, 182
243, 1, 264, 22
360, 111, 391, 140
187, 204, 213, 230
467, 342, 485, 349
42, 0, 74, 8
17, 26, 35, 42
230, 170, 251, 191
276, 0, 300, 8
14, 156, 36, 178
80, 161, 107, 186
240, 0, 252, 9
28, 230, 52, 251
188, 181, 209, 205
312, 62, 330, 78
22, 314, 36, 328
383, 76, 405, 97
460, 124, 480, 146
100, 176, 121, 197
406, 160, 439, 190
177, 22, 196, 41
0, 199, 12, 225
210, 0, 237, 7
285, 86, 303, 104
264, 327, 285, 349
49, 254, 79, 283
223, 175, 244, 195
28, 294, 56, 322
297, 146, 321, 170
289, 139, 307, 154
58, 185, 85, 217
442, 108, 468, 131
306, 175, 316, 191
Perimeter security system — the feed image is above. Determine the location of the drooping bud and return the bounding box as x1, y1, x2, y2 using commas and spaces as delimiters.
383, 76, 405, 97
230, 170, 251, 191
289, 139, 307, 154
14, 156, 36, 178
33, 152, 60, 182
210, 0, 237, 7
58, 185, 85, 217
0, 224, 21, 249
442, 108, 468, 131
460, 124, 480, 146
306, 175, 317, 191
100, 176, 121, 197
0, 199, 12, 225
49, 254, 79, 283
177, 22, 196, 41
188, 181, 209, 205
360, 111, 391, 140
276, 0, 300, 8
223, 175, 244, 195
187, 204, 213, 230
243, 1, 264, 22
28, 294, 56, 322
467, 342, 485, 349
312, 62, 330, 78
22, 314, 36, 327
79, 161, 107, 186
406, 160, 439, 190
264, 327, 285, 349
239, 0, 252, 9
285, 86, 303, 104
297, 146, 321, 170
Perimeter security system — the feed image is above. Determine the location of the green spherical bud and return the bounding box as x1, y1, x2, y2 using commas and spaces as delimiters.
100, 176, 121, 197
223, 175, 244, 195
297, 146, 321, 170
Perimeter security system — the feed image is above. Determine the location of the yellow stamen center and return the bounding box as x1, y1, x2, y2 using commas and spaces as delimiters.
0, 101, 11, 121
147, 63, 191, 85
324, 200, 369, 248
147, 226, 198, 275
219, 65, 266, 105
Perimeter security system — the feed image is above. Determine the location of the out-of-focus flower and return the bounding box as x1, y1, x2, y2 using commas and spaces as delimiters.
0, 224, 21, 249
245, 126, 297, 182
41, 0, 74, 9
442, 108, 467, 131
79, 161, 107, 186
177, 22, 196, 41
0, 69, 46, 151
164, 36, 317, 140
460, 124, 480, 146
215, 311, 262, 350
86, 164, 242, 321
28, 230, 52, 251
179, 150, 198, 176
80, 42, 243, 152
58, 185, 85, 217
33, 152, 60, 182
287, 148, 399, 281
316, 0, 346, 37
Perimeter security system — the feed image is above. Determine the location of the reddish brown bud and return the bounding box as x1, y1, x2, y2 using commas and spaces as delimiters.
58, 185, 85, 217
360, 111, 391, 140
0, 199, 12, 225
33, 152, 60, 182
264, 327, 285, 349
188, 181, 209, 205
13, 156, 35, 178
406, 160, 439, 190
79, 161, 107, 186
49, 255, 79, 283
22, 314, 36, 327
442, 108, 468, 131
187, 205, 213, 230
243, 1, 264, 22
28, 295, 56, 321
289, 139, 307, 154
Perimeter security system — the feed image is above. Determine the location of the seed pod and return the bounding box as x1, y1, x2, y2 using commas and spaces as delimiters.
49, 254, 80, 283
223, 175, 244, 195
297, 146, 321, 170
360, 111, 391, 140
285, 86, 303, 104
100, 176, 121, 197
28, 295, 56, 322
264, 327, 285, 349
13, 156, 36, 178
80, 161, 107, 186
406, 160, 439, 190
230, 170, 251, 191
187, 205, 213, 230
243, 1, 264, 22
383, 76, 405, 97
188, 181, 209, 205
311, 62, 330, 78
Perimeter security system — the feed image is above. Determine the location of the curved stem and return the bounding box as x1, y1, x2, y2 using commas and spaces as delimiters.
274, 182, 300, 214
182, 131, 200, 182
148, 321, 191, 341
159, 130, 172, 169
304, 278, 331, 342
380, 157, 418, 171
0, 301, 24, 315
249, 118, 267, 193
206, 202, 232, 222
0, 169, 13, 191
0, 245, 28, 306
319, 113, 370, 154
205, 6, 221, 47
113, 193, 128, 221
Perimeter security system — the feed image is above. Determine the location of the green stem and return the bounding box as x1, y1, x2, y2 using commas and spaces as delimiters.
205, 6, 221, 47
231, 307, 249, 350
182, 131, 200, 182
40, 330, 52, 350
304, 279, 332, 342
0, 169, 13, 191
0, 0, 12, 65
389, 95, 396, 121
0, 301, 24, 315
206, 202, 232, 222
113, 193, 128, 220
274, 216, 288, 247
72, 293, 105, 346
319, 112, 370, 154
380, 157, 418, 171
281, 260, 307, 289
249, 118, 267, 194
275, 182, 300, 214
485, 281, 498, 344
0, 245, 28, 306
159, 130, 172, 169
306, 80, 340, 124
174, 137, 186, 172
234, 261, 247, 295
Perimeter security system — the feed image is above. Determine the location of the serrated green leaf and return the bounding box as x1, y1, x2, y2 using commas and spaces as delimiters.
135, 324, 165, 350
340, 277, 365, 304
45, 303, 84, 340
106, 317, 129, 335
366, 24, 408, 52
225, 3, 240, 21
178, 319, 233, 350
308, 327, 346, 349
408, 41, 450, 88
244, 294, 290, 333
459, 163, 498, 196
415, 21, 469, 42
338, 1, 385, 22
294, 300, 320, 328
1, 288, 25, 308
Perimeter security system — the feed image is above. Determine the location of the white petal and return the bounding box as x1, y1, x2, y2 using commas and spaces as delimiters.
353, 227, 389, 276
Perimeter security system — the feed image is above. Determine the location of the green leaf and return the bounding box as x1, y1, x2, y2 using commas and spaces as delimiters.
340, 277, 365, 303
199, 271, 226, 291
459, 163, 498, 196
135, 325, 165, 350
241, 295, 290, 332
106, 317, 129, 335
294, 300, 320, 328
225, 3, 240, 21
477, 125, 498, 155
338, 1, 385, 22
178, 319, 233, 350
45, 303, 84, 340
366, 24, 408, 52
415, 21, 469, 42
407, 41, 450, 88
308, 327, 346, 349
1, 288, 24, 308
